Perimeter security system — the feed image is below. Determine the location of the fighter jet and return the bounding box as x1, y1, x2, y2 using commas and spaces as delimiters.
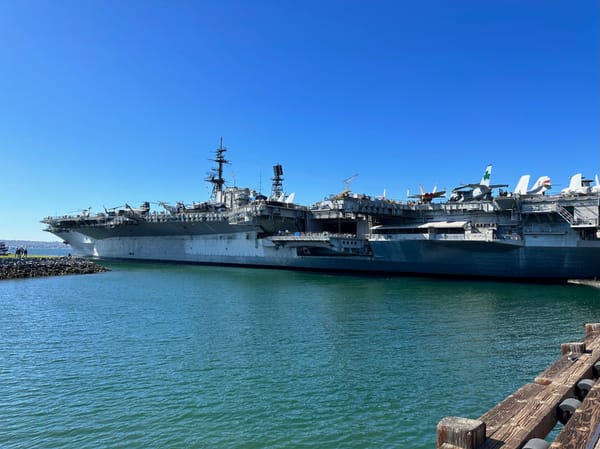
450, 165, 508, 202
561, 173, 593, 196
513, 175, 552, 195
408, 185, 446, 203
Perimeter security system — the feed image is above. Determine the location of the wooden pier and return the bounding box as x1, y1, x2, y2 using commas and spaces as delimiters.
437, 323, 600, 449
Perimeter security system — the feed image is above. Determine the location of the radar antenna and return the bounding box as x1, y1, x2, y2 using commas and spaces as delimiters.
271, 164, 284, 200
206, 137, 230, 203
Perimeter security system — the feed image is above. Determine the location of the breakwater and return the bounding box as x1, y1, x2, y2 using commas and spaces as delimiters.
0, 257, 109, 280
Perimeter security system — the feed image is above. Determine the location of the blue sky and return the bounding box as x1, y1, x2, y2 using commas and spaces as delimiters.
1, 0, 598, 241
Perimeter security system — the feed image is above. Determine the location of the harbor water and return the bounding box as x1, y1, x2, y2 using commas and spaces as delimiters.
2, 263, 600, 449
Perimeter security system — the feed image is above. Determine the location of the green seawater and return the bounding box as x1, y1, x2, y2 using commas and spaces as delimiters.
2, 262, 600, 449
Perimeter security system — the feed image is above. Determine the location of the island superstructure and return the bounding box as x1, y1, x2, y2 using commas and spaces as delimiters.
42, 141, 600, 280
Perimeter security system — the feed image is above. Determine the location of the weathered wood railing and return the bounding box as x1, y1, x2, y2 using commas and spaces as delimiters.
437, 323, 600, 449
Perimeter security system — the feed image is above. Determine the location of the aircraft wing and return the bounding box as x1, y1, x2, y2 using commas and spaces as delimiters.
452, 184, 479, 191
456, 183, 508, 189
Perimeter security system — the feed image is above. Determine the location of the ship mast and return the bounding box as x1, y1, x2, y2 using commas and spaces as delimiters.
206, 137, 229, 203
271, 164, 284, 200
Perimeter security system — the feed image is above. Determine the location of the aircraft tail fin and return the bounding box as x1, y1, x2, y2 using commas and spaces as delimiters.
480, 165, 493, 187
514, 175, 530, 195
569, 173, 583, 192
593, 175, 600, 193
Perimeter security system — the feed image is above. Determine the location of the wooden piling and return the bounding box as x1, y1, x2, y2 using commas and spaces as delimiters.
561, 342, 587, 356
437, 323, 600, 449
437, 417, 486, 449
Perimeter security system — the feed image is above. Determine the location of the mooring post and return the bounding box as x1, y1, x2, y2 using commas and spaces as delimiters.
437, 416, 486, 449
561, 342, 586, 356
585, 323, 600, 336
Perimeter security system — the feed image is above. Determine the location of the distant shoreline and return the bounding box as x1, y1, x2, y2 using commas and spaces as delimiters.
1, 239, 71, 250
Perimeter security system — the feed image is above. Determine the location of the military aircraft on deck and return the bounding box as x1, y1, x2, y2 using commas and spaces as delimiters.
450, 165, 508, 202
513, 175, 552, 195
560, 173, 597, 196
593, 175, 600, 194
408, 185, 446, 203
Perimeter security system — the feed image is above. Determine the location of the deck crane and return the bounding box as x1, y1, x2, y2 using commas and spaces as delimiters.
342, 174, 359, 196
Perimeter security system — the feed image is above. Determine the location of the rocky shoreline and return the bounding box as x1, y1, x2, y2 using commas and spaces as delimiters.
0, 257, 109, 280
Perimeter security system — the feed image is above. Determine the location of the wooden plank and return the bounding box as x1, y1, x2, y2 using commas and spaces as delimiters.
536, 356, 580, 386
535, 352, 596, 386
586, 335, 600, 350
550, 379, 600, 449
480, 383, 544, 435
478, 384, 569, 449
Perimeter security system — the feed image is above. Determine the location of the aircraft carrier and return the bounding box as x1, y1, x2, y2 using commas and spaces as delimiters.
42, 141, 600, 280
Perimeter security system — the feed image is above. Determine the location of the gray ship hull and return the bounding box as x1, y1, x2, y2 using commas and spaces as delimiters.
367, 239, 600, 279
55, 229, 600, 280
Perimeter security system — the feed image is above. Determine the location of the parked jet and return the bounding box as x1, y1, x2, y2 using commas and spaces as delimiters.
125, 202, 151, 216
529, 176, 552, 195
375, 189, 387, 200
285, 192, 296, 204
408, 185, 446, 203
450, 165, 508, 202
561, 173, 592, 195
513, 175, 552, 195
513, 175, 530, 195
159, 201, 186, 215
592, 175, 600, 194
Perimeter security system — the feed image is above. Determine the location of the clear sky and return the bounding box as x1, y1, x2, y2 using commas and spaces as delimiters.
1, 0, 598, 241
